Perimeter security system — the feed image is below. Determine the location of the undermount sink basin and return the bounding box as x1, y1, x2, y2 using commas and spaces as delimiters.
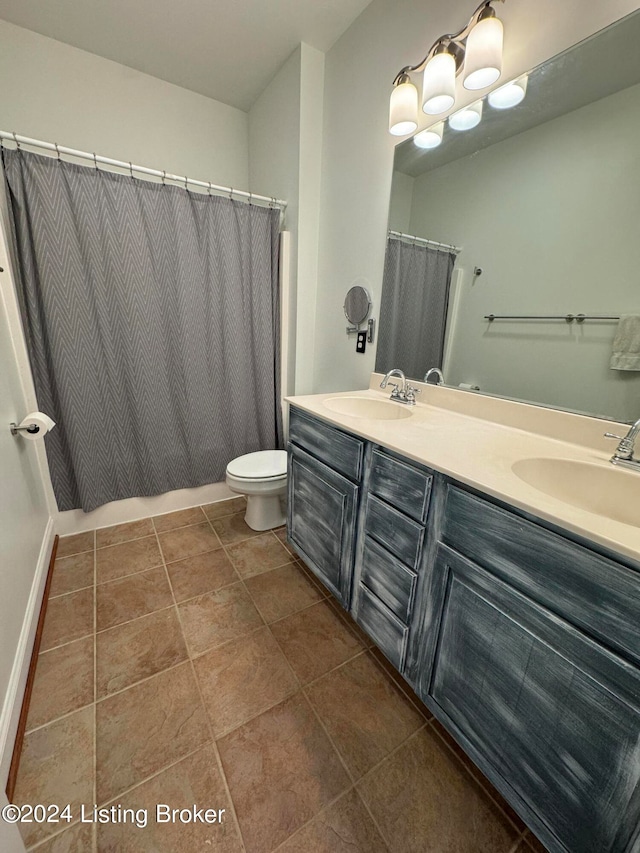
323, 396, 413, 420
512, 457, 640, 528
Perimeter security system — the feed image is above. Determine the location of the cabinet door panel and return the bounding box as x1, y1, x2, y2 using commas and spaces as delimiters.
427, 546, 640, 853
287, 444, 358, 607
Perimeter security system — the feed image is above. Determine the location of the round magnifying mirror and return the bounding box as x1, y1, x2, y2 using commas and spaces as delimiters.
344, 285, 372, 327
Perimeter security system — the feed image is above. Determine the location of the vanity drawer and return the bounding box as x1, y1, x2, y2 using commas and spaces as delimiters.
289, 406, 364, 482
442, 484, 640, 667
361, 534, 417, 623
356, 584, 408, 671
369, 449, 433, 523
364, 494, 425, 570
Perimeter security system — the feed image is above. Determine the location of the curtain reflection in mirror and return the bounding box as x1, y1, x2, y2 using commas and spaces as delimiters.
375, 236, 455, 380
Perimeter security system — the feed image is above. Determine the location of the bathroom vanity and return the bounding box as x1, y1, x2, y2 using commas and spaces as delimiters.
286, 383, 640, 853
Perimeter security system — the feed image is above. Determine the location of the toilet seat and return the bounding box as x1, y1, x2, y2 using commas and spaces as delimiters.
226, 450, 287, 481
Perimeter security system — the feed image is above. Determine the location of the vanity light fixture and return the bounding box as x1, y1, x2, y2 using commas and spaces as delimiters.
413, 121, 445, 149
389, 0, 505, 135
488, 74, 528, 109
449, 100, 483, 130
389, 73, 419, 136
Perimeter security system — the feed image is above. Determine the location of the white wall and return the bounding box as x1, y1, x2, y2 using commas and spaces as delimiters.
313, 0, 640, 392
408, 82, 640, 422
250, 47, 302, 399
249, 43, 324, 396
0, 20, 249, 187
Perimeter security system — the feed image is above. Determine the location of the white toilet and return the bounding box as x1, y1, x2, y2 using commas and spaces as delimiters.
225, 450, 288, 531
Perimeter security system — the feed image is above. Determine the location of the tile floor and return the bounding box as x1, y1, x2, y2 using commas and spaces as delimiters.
12, 497, 548, 852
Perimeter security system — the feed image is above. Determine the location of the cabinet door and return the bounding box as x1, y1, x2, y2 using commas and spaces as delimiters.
287, 443, 359, 607
423, 545, 640, 853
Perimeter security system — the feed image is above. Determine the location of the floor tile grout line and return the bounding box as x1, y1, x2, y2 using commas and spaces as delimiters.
95, 741, 216, 810
267, 782, 386, 853
366, 649, 433, 722
25, 817, 86, 851
158, 528, 248, 853
96, 600, 177, 637
48, 578, 95, 600
39, 629, 96, 656
96, 657, 191, 707
302, 687, 418, 853
355, 721, 429, 789
211, 684, 301, 744
295, 648, 368, 692
265, 592, 340, 630
428, 717, 528, 838
27, 636, 363, 738
240, 565, 326, 627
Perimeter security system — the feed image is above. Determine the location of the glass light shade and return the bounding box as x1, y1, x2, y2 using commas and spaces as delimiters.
414, 121, 444, 149
488, 75, 528, 109
389, 80, 418, 136
448, 100, 483, 131
463, 16, 503, 90
422, 52, 456, 115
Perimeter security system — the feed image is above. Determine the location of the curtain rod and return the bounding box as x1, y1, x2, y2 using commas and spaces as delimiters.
0, 130, 287, 210
388, 230, 461, 254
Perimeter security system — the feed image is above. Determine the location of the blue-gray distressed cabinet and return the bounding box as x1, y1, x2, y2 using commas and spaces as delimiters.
286, 405, 640, 853
287, 408, 364, 606
351, 447, 436, 676
419, 483, 640, 853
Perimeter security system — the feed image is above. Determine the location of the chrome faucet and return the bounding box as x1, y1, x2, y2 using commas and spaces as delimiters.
424, 367, 445, 386
380, 368, 420, 406
605, 418, 640, 471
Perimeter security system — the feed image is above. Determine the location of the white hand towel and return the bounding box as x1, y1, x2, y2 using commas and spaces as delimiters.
610, 315, 640, 370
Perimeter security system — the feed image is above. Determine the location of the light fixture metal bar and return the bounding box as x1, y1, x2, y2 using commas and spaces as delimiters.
392, 0, 505, 85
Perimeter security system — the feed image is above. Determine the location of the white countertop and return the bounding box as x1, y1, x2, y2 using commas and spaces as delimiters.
286, 377, 640, 564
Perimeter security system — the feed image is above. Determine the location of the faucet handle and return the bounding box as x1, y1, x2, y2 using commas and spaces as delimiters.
405, 385, 421, 403
604, 432, 624, 441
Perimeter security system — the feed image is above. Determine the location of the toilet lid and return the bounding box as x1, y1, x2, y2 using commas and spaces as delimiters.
226, 450, 287, 480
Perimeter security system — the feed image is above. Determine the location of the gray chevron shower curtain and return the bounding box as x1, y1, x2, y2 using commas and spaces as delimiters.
375, 237, 455, 380
3, 148, 282, 512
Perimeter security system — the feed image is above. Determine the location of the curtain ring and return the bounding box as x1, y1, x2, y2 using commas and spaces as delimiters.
161, 170, 166, 186
129, 162, 134, 179
54, 142, 61, 161
12, 132, 21, 150
269, 196, 276, 209
184, 175, 188, 191
229, 187, 234, 200
207, 182, 212, 196
93, 153, 98, 171
248, 192, 253, 206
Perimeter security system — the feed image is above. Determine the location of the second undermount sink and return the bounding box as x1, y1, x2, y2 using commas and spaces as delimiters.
512, 457, 640, 528
323, 396, 413, 420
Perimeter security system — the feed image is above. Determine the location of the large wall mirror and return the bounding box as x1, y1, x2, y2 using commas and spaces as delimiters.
377, 10, 640, 423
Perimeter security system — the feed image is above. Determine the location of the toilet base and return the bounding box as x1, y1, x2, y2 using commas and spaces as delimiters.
245, 494, 285, 531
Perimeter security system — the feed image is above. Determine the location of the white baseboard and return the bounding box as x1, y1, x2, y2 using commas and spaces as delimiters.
0, 517, 55, 790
